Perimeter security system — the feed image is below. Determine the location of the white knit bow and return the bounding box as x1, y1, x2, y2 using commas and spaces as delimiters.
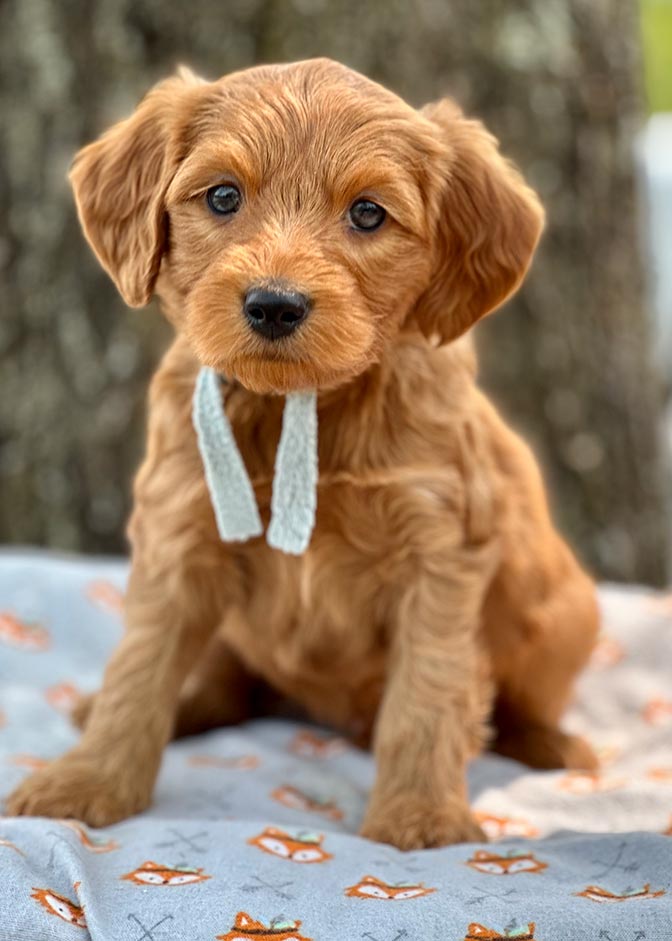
192, 367, 318, 555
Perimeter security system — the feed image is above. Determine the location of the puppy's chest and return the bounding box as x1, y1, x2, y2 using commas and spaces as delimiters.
234, 510, 391, 675
218, 379, 489, 716
221, 464, 474, 731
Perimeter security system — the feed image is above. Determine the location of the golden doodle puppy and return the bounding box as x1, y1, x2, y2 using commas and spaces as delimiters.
7, 59, 598, 849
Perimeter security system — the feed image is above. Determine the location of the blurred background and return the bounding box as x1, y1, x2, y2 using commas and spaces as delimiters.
0, 0, 670, 585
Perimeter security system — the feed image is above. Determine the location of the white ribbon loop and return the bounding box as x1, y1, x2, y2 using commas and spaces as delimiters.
267, 390, 318, 555
192, 366, 318, 555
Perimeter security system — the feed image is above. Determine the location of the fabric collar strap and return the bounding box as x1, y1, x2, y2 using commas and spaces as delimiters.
192, 366, 318, 555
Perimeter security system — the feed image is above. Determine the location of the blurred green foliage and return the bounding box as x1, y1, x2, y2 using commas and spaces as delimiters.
642, 0, 672, 110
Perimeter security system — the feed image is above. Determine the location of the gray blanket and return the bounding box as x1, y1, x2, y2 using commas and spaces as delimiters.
1, 550, 671, 940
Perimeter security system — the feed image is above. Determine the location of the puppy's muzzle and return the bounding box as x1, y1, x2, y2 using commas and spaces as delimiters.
243, 287, 311, 340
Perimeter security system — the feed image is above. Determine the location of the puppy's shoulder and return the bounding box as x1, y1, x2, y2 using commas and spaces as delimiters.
392, 330, 480, 420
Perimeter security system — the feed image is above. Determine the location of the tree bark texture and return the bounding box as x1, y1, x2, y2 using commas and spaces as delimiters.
0, 0, 668, 583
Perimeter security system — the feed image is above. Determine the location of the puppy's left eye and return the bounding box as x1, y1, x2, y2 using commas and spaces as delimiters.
348, 199, 386, 231
207, 184, 242, 215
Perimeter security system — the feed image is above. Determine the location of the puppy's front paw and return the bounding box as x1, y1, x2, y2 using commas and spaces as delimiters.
5, 753, 150, 826
361, 794, 485, 850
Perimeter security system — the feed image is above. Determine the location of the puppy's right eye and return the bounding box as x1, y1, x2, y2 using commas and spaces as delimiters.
206, 184, 242, 215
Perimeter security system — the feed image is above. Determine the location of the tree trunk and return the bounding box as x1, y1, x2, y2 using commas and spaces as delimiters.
0, 0, 668, 583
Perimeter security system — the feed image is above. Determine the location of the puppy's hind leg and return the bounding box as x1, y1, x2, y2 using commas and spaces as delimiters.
173, 630, 256, 738
486, 559, 600, 771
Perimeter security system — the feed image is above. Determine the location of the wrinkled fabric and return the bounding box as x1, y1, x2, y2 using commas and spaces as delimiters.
1, 549, 671, 941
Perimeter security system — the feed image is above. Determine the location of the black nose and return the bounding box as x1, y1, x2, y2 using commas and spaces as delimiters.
243, 288, 310, 340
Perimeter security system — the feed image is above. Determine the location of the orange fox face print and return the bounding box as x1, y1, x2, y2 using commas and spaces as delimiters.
86, 579, 125, 614
647, 767, 672, 783
0, 613, 49, 650
474, 812, 538, 840
31, 887, 87, 928
10, 754, 50, 770
345, 875, 436, 900
575, 884, 665, 902
464, 923, 536, 940
289, 730, 346, 758
46, 683, 80, 713
60, 820, 119, 853
557, 771, 624, 794
248, 827, 332, 863
217, 912, 312, 941
121, 861, 211, 885
589, 633, 625, 669
271, 785, 343, 821
466, 849, 547, 875
643, 697, 672, 726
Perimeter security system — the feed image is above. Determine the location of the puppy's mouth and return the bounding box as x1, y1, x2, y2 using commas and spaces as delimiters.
186, 299, 378, 396
219, 348, 370, 397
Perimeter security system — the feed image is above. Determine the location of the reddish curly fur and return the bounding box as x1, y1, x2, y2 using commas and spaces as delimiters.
6, 59, 598, 849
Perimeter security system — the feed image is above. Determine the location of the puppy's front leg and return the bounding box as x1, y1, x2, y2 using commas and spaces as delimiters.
360, 545, 495, 850
6, 562, 225, 826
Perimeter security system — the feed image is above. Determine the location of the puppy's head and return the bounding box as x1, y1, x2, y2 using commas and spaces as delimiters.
71, 59, 543, 394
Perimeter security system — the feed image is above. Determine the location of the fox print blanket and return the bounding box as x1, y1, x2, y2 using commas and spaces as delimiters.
1, 550, 671, 940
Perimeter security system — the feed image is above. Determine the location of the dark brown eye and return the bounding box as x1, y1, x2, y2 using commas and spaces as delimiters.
207, 184, 242, 215
348, 199, 386, 231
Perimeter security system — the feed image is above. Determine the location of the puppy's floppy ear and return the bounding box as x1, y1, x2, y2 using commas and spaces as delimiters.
413, 99, 544, 343
69, 68, 203, 307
